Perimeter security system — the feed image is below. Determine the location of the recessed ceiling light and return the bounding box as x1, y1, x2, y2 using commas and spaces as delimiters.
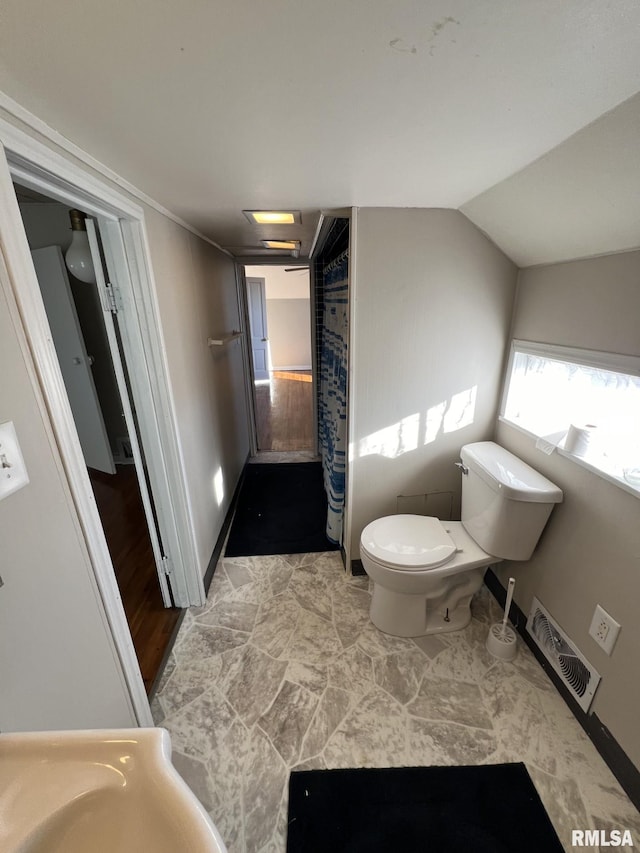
261, 240, 300, 250
243, 210, 301, 225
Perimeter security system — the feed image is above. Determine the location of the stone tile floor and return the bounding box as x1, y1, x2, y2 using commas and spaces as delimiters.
152, 551, 639, 852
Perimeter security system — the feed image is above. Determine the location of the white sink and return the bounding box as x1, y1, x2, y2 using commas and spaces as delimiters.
0, 727, 227, 853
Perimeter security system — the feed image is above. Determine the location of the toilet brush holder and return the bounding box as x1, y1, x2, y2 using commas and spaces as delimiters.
486, 576, 518, 661
486, 622, 517, 661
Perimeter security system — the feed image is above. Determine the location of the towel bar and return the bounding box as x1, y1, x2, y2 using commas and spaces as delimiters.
208, 331, 243, 346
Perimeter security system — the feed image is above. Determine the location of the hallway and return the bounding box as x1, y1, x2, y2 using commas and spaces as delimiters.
255, 370, 314, 452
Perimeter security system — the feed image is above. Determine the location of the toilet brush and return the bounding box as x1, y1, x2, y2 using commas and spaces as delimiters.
486, 577, 518, 661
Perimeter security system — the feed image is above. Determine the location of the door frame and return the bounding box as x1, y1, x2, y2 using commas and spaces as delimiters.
85, 218, 171, 606
235, 263, 258, 457
0, 118, 205, 724
239, 263, 318, 456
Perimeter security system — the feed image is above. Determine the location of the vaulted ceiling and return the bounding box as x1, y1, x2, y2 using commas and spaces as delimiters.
1, 0, 639, 265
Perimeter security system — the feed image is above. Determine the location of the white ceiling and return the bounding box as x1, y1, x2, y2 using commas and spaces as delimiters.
1, 0, 639, 265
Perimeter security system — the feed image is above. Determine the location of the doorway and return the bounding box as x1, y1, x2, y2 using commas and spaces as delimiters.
244, 265, 315, 454
15, 186, 181, 693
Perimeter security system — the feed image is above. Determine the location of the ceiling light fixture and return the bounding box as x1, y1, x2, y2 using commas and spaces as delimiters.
261, 240, 300, 251
243, 210, 301, 225
64, 209, 96, 284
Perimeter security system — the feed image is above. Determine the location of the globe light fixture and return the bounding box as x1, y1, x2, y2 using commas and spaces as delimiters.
64, 209, 96, 284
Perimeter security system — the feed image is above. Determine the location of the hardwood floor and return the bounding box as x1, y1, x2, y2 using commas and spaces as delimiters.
89, 465, 182, 694
255, 370, 314, 451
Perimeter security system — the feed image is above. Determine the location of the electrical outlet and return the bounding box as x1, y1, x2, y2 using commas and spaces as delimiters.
589, 605, 621, 655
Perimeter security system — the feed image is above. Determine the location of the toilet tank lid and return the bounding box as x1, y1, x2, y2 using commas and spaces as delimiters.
460, 441, 563, 503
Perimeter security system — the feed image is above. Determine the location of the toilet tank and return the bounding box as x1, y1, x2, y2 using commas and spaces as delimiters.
459, 442, 563, 561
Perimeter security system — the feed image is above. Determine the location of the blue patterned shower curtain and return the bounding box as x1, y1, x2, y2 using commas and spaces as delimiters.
319, 250, 349, 544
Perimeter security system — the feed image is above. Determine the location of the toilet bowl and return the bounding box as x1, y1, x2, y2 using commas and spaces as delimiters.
359, 442, 563, 638
360, 516, 497, 636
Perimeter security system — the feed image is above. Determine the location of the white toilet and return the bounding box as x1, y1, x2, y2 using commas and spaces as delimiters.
360, 441, 563, 637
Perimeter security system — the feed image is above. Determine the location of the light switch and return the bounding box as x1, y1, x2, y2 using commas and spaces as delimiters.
0, 421, 30, 500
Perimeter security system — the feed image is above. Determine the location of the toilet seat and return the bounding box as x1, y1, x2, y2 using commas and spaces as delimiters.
360, 515, 457, 571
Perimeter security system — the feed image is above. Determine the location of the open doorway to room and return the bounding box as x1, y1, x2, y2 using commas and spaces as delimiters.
244, 265, 315, 455
14, 185, 181, 694
227, 220, 350, 563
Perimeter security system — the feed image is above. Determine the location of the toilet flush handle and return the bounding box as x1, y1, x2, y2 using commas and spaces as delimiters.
454, 461, 469, 475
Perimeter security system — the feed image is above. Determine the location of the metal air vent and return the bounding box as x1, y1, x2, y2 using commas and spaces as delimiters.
526, 597, 601, 712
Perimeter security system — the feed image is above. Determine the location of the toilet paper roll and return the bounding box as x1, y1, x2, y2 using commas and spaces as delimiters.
564, 423, 597, 457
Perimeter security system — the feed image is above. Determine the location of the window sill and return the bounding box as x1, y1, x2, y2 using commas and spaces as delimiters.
498, 417, 640, 500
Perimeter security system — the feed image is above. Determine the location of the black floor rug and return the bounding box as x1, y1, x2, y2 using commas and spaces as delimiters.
287, 764, 563, 853
224, 462, 340, 557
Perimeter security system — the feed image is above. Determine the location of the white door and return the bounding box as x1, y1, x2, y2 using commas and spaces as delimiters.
31, 246, 116, 474
246, 277, 270, 380
85, 219, 173, 607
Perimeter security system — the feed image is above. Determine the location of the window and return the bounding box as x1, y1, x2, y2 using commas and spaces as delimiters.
501, 341, 640, 495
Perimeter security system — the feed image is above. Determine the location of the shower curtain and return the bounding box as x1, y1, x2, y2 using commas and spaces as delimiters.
319, 249, 348, 544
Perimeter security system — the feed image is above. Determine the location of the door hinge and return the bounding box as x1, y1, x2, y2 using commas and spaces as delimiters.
104, 282, 123, 314
162, 555, 173, 578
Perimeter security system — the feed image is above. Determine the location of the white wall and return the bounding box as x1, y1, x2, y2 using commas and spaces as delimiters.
245, 265, 310, 300
0, 259, 136, 731
265, 299, 312, 369
495, 249, 640, 769
350, 208, 517, 555
149, 214, 250, 573
245, 265, 312, 370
